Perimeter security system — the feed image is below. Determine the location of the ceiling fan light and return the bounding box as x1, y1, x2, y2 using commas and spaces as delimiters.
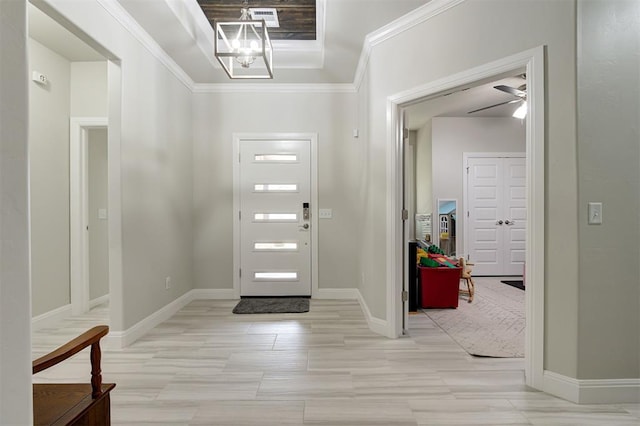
513, 102, 527, 119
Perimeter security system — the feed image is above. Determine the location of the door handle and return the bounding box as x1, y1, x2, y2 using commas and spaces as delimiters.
300, 223, 309, 230
496, 220, 504, 225
505, 220, 514, 225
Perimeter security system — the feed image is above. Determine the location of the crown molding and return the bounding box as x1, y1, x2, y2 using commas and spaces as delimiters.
192, 83, 356, 94
96, 0, 195, 91
94, 0, 465, 95
353, 0, 467, 90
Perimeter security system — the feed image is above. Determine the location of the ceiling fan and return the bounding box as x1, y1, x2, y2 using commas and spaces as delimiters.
468, 77, 527, 115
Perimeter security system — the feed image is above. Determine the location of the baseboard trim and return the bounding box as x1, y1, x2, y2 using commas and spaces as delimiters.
32, 304, 72, 331
190, 289, 237, 299
106, 291, 195, 349
355, 289, 390, 337
315, 288, 359, 300
89, 294, 110, 309
544, 370, 640, 404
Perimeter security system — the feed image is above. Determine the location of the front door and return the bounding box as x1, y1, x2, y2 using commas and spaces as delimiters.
466, 155, 526, 276
239, 139, 312, 296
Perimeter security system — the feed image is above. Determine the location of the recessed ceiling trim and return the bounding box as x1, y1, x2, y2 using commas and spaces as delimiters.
192, 83, 355, 94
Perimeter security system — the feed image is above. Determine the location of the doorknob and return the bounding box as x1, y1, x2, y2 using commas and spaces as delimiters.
300, 223, 309, 230
505, 220, 514, 225
496, 220, 504, 225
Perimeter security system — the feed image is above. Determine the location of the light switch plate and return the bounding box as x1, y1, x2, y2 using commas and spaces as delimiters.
588, 202, 602, 225
319, 209, 332, 219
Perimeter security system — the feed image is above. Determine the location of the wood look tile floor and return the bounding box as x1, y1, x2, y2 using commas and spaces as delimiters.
32, 300, 639, 425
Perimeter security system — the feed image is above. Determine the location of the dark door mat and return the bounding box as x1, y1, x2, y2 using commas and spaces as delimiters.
501, 280, 525, 290
232, 297, 310, 314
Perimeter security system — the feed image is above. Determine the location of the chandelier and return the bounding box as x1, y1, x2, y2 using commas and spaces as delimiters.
214, 1, 273, 79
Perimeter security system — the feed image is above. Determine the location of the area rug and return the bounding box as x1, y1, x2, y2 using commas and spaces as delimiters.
501, 280, 525, 290
232, 297, 309, 314
423, 278, 524, 357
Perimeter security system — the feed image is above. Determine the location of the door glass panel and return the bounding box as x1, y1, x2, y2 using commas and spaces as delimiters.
254, 154, 297, 162
254, 184, 298, 192
254, 242, 298, 251
254, 272, 298, 281
253, 213, 297, 222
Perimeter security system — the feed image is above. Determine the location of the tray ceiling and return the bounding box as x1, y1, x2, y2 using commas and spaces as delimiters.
197, 0, 316, 40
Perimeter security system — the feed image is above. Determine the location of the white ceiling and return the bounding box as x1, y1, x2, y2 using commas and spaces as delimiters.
28, 4, 104, 62
405, 74, 528, 129
27, 0, 527, 121
115, 0, 429, 84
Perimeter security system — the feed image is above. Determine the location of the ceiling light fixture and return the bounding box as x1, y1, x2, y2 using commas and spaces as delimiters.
513, 102, 527, 119
214, 0, 273, 79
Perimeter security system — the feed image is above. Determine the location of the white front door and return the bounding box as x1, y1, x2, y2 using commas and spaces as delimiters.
466, 155, 526, 276
239, 139, 312, 296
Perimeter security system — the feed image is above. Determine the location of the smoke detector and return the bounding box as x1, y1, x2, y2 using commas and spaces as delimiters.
249, 8, 279, 28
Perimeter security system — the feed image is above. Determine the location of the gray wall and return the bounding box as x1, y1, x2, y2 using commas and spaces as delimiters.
192, 91, 360, 292
576, 0, 640, 379
45, 0, 194, 330
357, 0, 580, 375
415, 119, 433, 216
71, 62, 107, 116
29, 40, 107, 317
0, 0, 32, 422
431, 117, 526, 256
88, 128, 109, 301
28, 38, 72, 316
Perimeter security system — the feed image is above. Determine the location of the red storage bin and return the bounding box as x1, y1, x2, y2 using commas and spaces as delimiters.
419, 266, 461, 308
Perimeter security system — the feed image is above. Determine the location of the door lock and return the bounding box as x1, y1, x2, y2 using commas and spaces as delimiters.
303, 202, 310, 220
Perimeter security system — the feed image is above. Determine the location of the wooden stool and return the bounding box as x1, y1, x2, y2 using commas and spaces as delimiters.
458, 257, 475, 303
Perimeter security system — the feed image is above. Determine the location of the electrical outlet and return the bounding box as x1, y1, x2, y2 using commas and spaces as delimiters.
165, 276, 171, 290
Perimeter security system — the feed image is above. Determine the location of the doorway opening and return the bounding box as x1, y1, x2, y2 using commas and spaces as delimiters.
70, 119, 108, 315
387, 47, 545, 389
28, 1, 124, 337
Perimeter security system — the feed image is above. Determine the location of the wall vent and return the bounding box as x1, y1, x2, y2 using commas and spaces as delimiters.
249, 8, 280, 28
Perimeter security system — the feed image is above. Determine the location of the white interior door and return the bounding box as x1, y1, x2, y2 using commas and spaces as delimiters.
502, 157, 526, 275
466, 155, 525, 276
239, 139, 311, 296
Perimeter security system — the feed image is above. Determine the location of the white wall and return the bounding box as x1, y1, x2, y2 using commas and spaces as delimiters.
415, 119, 433, 216
29, 46, 107, 318
28, 38, 71, 316
88, 128, 109, 301
576, 0, 640, 380
431, 117, 525, 255
42, 0, 194, 330
71, 61, 107, 116
358, 0, 579, 376
192, 91, 360, 293
0, 0, 32, 422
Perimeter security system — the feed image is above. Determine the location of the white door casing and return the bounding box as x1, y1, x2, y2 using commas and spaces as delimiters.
234, 135, 317, 297
390, 46, 545, 391
465, 154, 525, 276
70, 117, 108, 315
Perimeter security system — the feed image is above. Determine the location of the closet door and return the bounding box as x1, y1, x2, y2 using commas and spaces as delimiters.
466, 155, 525, 276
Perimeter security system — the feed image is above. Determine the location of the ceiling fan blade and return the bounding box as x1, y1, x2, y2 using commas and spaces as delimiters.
467, 99, 519, 114
494, 85, 526, 98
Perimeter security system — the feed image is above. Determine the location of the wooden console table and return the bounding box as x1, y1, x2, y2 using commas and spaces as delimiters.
32, 326, 115, 425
